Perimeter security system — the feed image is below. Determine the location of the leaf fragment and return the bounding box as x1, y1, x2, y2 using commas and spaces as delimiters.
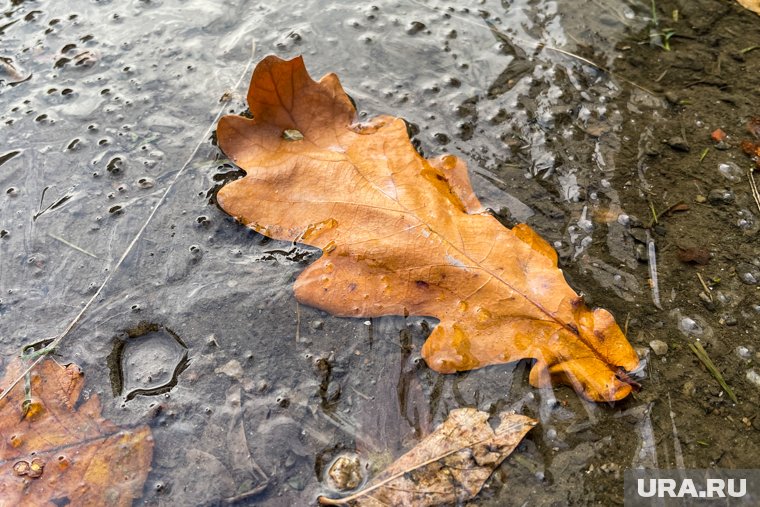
0, 359, 153, 506
318, 409, 537, 506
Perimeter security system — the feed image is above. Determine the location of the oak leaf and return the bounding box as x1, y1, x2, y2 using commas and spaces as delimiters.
318, 409, 536, 506
737, 0, 760, 15
0, 359, 153, 506
216, 55, 640, 401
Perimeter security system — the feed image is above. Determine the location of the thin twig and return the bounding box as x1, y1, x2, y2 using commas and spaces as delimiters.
222, 483, 268, 504
0, 44, 257, 403
748, 169, 760, 214
47, 233, 100, 259
667, 393, 685, 469
295, 301, 301, 342
696, 273, 712, 302
647, 201, 687, 229
646, 231, 663, 310
350, 386, 372, 401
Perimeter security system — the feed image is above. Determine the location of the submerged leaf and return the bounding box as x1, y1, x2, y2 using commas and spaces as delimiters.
216, 55, 640, 401
0, 359, 153, 505
318, 409, 536, 506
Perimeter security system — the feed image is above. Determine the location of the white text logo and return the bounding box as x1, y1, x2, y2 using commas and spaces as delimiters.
637, 478, 747, 498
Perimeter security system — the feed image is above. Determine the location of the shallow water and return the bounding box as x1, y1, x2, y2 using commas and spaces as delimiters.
2, 0, 759, 504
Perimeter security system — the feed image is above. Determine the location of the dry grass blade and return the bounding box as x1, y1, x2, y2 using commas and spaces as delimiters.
696, 273, 713, 303
47, 232, 100, 259
688, 341, 737, 403
748, 169, 760, 213
646, 231, 663, 310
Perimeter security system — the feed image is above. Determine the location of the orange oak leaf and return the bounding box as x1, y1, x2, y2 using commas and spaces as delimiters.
0, 359, 153, 506
737, 0, 760, 16
216, 56, 640, 402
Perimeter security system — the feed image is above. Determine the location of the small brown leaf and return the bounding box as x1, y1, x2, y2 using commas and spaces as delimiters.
740, 139, 760, 167
0, 359, 153, 506
668, 203, 690, 214
748, 116, 760, 138
676, 246, 710, 265
318, 409, 536, 506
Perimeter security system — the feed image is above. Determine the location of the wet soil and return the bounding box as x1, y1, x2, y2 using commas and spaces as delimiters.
568, 0, 760, 502
1, 0, 759, 505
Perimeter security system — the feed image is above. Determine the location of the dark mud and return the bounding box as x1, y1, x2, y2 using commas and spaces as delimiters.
1, 0, 759, 505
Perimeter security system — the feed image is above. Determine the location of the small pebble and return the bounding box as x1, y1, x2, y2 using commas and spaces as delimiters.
635, 243, 649, 262
707, 188, 734, 205
666, 136, 690, 152
736, 346, 752, 360
718, 162, 743, 182
649, 340, 668, 356
678, 316, 702, 336
628, 228, 647, 243
747, 369, 760, 388
664, 91, 680, 105
695, 194, 707, 203
698, 292, 715, 310
737, 263, 760, 285
327, 455, 363, 491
